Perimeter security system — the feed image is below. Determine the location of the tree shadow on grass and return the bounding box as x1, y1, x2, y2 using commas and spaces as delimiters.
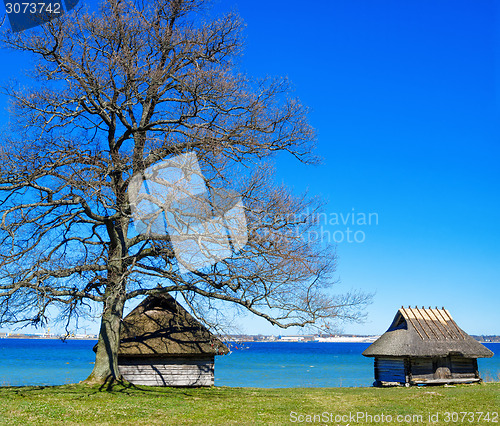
0, 380, 221, 399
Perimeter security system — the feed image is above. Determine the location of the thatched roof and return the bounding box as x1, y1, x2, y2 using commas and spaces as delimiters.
116, 294, 229, 357
363, 306, 494, 358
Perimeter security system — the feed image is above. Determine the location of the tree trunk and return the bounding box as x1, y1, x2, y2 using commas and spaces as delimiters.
84, 286, 125, 384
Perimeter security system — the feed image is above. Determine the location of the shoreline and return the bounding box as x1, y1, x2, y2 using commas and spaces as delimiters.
0, 336, 98, 341
1, 336, 499, 343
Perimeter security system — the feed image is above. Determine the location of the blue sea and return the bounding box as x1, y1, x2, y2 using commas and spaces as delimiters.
0, 339, 498, 387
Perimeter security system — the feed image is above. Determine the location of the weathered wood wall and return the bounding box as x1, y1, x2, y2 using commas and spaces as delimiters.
409, 358, 434, 381
409, 356, 477, 380
374, 356, 480, 386
449, 356, 477, 379
374, 357, 407, 383
118, 356, 215, 387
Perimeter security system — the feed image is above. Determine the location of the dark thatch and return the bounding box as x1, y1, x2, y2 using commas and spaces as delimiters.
116, 294, 229, 357
363, 307, 493, 358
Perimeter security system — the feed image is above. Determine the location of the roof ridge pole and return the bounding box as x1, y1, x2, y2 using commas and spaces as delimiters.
433, 308, 455, 338
449, 319, 466, 339
435, 307, 457, 339
412, 306, 431, 339
427, 307, 449, 339
435, 308, 461, 340
416, 306, 439, 340
443, 309, 466, 339
400, 307, 424, 340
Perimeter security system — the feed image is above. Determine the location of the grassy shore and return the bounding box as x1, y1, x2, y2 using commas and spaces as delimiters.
0, 383, 497, 425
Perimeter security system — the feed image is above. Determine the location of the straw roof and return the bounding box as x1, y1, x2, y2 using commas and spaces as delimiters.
363, 306, 494, 358
116, 294, 229, 357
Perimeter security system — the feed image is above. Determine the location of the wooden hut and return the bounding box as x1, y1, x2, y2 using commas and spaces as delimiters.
362, 306, 494, 386
116, 294, 228, 386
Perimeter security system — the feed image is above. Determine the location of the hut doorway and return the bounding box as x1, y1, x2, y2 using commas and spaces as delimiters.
433, 357, 452, 379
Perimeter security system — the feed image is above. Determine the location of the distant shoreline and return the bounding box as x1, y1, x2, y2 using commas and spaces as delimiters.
0, 336, 374, 342
1, 328, 499, 344
0, 336, 98, 341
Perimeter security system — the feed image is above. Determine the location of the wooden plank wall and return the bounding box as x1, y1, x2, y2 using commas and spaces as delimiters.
119, 357, 215, 386
410, 356, 477, 380
410, 358, 434, 380
449, 356, 476, 378
375, 357, 406, 383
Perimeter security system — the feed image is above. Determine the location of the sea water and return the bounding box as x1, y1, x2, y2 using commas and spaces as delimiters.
0, 339, 498, 388
216, 342, 500, 387
217, 342, 373, 387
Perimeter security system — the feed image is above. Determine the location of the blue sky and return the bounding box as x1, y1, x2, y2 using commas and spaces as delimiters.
217, 0, 500, 335
0, 0, 498, 336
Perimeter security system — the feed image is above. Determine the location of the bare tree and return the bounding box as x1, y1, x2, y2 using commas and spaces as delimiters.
0, 0, 370, 384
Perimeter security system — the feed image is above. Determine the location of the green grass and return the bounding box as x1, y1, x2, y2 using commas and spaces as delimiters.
0, 383, 497, 425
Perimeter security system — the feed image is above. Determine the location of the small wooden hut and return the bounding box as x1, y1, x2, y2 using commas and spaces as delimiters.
363, 306, 493, 386
116, 294, 228, 386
